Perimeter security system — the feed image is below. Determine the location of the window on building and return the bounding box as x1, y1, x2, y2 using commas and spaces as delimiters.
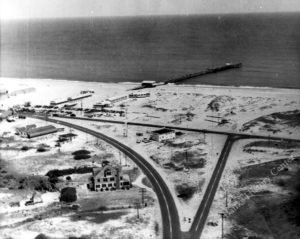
114, 183, 116, 186
102, 184, 106, 187
108, 183, 112, 187
120, 176, 123, 180
123, 181, 130, 185
110, 177, 115, 181
103, 178, 108, 182
97, 179, 100, 182
105, 170, 112, 176
96, 185, 100, 188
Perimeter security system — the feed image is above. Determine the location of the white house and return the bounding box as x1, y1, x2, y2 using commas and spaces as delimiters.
151, 128, 176, 142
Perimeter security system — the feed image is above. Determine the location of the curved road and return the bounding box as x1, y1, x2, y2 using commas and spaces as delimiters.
32, 115, 181, 239
29, 113, 300, 239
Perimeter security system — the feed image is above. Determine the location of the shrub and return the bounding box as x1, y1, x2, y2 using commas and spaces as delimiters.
72, 149, 91, 160
176, 184, 197, 200
37, 147, 47, 152
35, 234, 50, 239
21, 146, 29, 151
74, 154, 91, 160
72, 150, 90, 156
60, 187, 77, 203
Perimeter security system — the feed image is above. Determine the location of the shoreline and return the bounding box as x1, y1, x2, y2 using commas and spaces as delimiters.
1, 77, 300, 92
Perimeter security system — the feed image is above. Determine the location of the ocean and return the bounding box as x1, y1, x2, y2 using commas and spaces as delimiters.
1, 12, 300, 88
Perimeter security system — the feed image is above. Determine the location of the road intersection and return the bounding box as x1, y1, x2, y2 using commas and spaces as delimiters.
30, 114, 300, 239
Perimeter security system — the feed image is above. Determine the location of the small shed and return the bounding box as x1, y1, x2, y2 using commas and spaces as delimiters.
141, 81, 156, 88
59, 133, 77, 141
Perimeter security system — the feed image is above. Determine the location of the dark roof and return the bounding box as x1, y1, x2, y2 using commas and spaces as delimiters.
152, 128, 175, 135
59, 133, 77, 138
27, 125, 57, 138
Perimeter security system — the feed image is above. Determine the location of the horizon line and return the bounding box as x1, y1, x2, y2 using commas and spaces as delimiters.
1, 10, 300, 22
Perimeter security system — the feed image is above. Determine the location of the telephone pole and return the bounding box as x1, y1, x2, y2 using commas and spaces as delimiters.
123, 107, 128, 137
219, 212, 225, 239
139, 188, 146, 205
135, 202, 140, 219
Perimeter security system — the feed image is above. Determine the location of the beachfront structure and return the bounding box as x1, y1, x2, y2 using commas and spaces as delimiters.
129, 92, 150, 98
89, 165, 131, 191
93, 100, 112, 108
16, 124, 37, 137
27, 125, 58, 138
141, 81, 156, 87
107, 95, 128, 104
50, 93, 92, 106
151, 128, 176, 142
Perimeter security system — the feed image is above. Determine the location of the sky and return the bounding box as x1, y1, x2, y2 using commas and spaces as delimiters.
1, 0, 300, 20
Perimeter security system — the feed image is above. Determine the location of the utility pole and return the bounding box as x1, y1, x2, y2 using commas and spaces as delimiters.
139, 188, 146, 205
123, 107, 128, 137
225, 191, 228, 208
135, 202, 140, 219
69, 127, 72, 142
119, 151, 122, 166
185, 149, 188, 166
219, 212, 225, 239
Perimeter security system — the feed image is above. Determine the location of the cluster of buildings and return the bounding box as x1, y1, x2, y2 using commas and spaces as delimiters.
93, 91, 151, 109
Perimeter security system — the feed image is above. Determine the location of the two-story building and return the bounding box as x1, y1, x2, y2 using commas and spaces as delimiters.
89, 165, 131, 191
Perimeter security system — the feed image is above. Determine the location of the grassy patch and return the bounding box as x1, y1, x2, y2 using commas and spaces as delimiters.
171, 150, 206, 169
141, 177, 152, 188
242, 110, 300, 131
244, 140, 300, 151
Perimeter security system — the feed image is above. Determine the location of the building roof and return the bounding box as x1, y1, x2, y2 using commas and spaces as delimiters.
59, 133, 77, 138
142, 81, 156, 84
16, 124, 37, 133
92, 165, 121, 178
152, 128, 175, 135
16, 127, 26, 132
26, 124, 37, 130
107, 95, 128, 102
27, 125, 57, 138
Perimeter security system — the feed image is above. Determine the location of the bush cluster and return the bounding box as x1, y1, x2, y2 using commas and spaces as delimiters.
72, 150, 91, 160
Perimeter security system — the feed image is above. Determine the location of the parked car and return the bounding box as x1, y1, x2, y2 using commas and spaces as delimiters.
142, 138, 150, 143
25, 200, 34, 206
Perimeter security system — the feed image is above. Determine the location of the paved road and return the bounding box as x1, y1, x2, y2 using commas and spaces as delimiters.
30, 114, 300, 239
32, 115, 181, 239
187, 135, 237, 239
47, 115, 300, 142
